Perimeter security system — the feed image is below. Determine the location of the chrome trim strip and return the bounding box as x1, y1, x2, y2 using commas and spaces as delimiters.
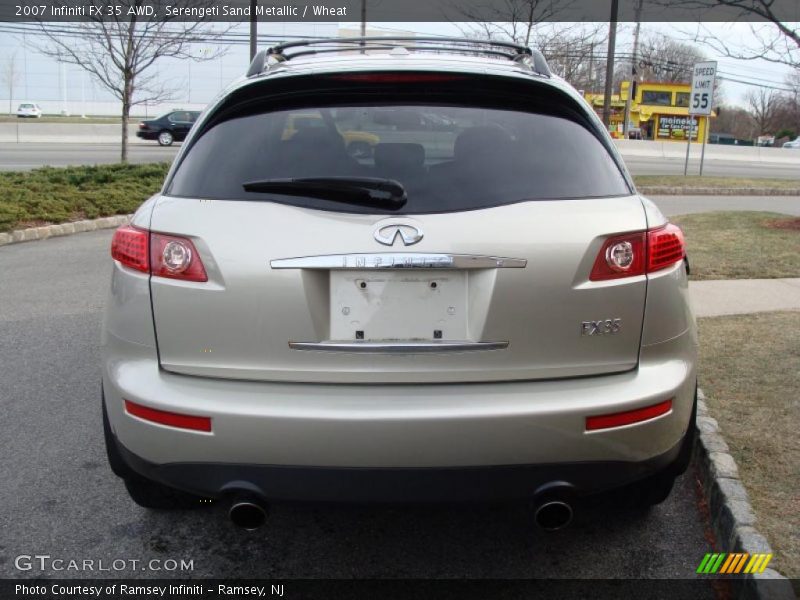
271, 253, 526, 270
288, 341, 509, 353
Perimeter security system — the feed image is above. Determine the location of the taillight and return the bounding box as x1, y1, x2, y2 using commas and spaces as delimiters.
327, 73, 465, 83
590, 232, 646, 281
110, 226, 207, 282
590, 223, 686, 281
138, 122, 146, 129
150, 232, 207, 282
647, 223, 686, 272
110, 225, 149, 273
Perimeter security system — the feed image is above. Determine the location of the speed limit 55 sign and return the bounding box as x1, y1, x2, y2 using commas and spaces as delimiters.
689, 61, 717, 116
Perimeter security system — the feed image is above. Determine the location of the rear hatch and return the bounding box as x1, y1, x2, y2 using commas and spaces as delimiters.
148, 72, 647, 383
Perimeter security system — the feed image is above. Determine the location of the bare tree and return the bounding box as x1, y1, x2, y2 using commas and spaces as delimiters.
773, 70, 800, 138
34, 1, 231, 162
456, 0, 570, 48
634, 35, 706, 83
537, 23, 607, 91
1, 52, 21, 116
672, 0, 799, 68
711, 104, 756, 139
458, 11, 608, 93
745, 88, 780, 135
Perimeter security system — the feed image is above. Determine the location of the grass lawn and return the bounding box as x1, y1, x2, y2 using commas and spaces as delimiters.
0, 163, 169, 232
698, 311, 800, 578
634, 176, 800, 190
671, 211, 800, 280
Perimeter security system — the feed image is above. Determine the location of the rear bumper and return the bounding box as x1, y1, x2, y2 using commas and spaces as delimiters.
136, 131, 157, 140
113, 433, 688, 502
102, 325, 696, 499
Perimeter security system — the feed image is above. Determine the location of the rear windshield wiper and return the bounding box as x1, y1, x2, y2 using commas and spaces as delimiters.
242, 177, 407, 209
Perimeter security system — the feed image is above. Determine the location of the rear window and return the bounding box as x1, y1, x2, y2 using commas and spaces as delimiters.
168, 85, 630, 214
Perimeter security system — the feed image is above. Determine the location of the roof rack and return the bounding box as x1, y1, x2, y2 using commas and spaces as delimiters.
246, 36, 551, 78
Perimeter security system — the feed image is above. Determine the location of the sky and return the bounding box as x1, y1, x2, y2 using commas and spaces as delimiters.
0, 20, 795, 116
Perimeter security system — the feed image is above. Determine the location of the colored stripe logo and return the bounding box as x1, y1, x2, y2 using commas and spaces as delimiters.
697, 553, 773, 574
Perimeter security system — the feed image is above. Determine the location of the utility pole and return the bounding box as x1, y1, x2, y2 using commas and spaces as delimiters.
360, 0, 367, 53
59, 54, 68, 116
23, 31, 29, 100
80, 70, 86, 118
249, 0, 257, 61
623, 0, 643, 139
601, 0, 619, 131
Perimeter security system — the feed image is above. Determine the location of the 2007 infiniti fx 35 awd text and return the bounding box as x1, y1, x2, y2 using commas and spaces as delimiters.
102, 37, 696, 531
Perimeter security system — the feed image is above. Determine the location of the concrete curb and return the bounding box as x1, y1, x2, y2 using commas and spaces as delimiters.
0, 214, 132, 247
639, 186, 800, 196
695, 389, 796, 599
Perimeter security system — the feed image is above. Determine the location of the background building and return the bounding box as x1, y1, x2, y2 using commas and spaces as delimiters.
586, 81, 715, 142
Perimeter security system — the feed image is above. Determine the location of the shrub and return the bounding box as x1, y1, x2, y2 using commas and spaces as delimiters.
0, 163, 170, 232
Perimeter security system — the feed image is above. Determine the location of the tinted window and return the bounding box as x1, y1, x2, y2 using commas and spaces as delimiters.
168, 111, 192, 123
675, 92, 690, 107
168, 104, 629, 214
642, 91, 672, 106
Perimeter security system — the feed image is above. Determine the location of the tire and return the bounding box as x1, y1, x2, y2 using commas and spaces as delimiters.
626, 385, 698, 509
627, 471, 676, 509
157, 130, 174, 146
102, 389, 203, 509
123, 476, 204, 510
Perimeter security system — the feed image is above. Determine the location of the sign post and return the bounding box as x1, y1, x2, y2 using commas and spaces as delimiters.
700, 116, 709, 176
685, 61, 717, 176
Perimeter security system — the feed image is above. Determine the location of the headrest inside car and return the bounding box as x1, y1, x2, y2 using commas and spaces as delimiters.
374, 143, 426, 170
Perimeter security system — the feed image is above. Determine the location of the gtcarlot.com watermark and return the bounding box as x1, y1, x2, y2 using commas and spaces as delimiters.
14, 554, 194, 573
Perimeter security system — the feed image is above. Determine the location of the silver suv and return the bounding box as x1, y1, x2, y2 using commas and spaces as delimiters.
102, 38, 697, 530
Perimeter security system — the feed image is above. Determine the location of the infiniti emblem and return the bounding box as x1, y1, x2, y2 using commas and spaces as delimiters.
373, 224, 424, 246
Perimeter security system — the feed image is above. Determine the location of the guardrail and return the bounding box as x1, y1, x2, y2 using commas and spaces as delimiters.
614, 139, 799, 164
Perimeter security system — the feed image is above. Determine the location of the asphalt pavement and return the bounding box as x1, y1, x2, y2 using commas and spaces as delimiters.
0, 228, 715, 586
2, 142, 800, 179
652, 195, 800, 217
0, 143, 177, 170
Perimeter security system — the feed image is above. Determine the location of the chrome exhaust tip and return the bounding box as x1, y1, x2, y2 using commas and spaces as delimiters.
534, 500, 574, 531
228, 494, 268, 530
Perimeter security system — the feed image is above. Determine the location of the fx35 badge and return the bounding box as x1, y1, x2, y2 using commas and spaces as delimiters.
581, 319, 622, 336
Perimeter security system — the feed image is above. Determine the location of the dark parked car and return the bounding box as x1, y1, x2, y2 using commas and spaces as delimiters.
137, 110, 201, 146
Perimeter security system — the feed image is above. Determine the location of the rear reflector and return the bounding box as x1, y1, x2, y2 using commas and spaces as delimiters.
124, 400, 212, 432
586, 399, 673, 431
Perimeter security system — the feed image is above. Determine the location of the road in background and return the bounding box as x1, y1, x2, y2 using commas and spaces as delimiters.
625, 155, 800, 179
653, 195, 800, 216
0, 143, 177, 170
0, 227, 714, 585
1, 142, 799, 179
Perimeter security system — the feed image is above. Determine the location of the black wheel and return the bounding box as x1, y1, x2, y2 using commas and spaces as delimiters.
628, 471, 676, 508
157, 130, 174, 146
102, 390, 204, 509
626, 386, 698, 509
123, 476, 204, 510
102, 392, 136, 479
